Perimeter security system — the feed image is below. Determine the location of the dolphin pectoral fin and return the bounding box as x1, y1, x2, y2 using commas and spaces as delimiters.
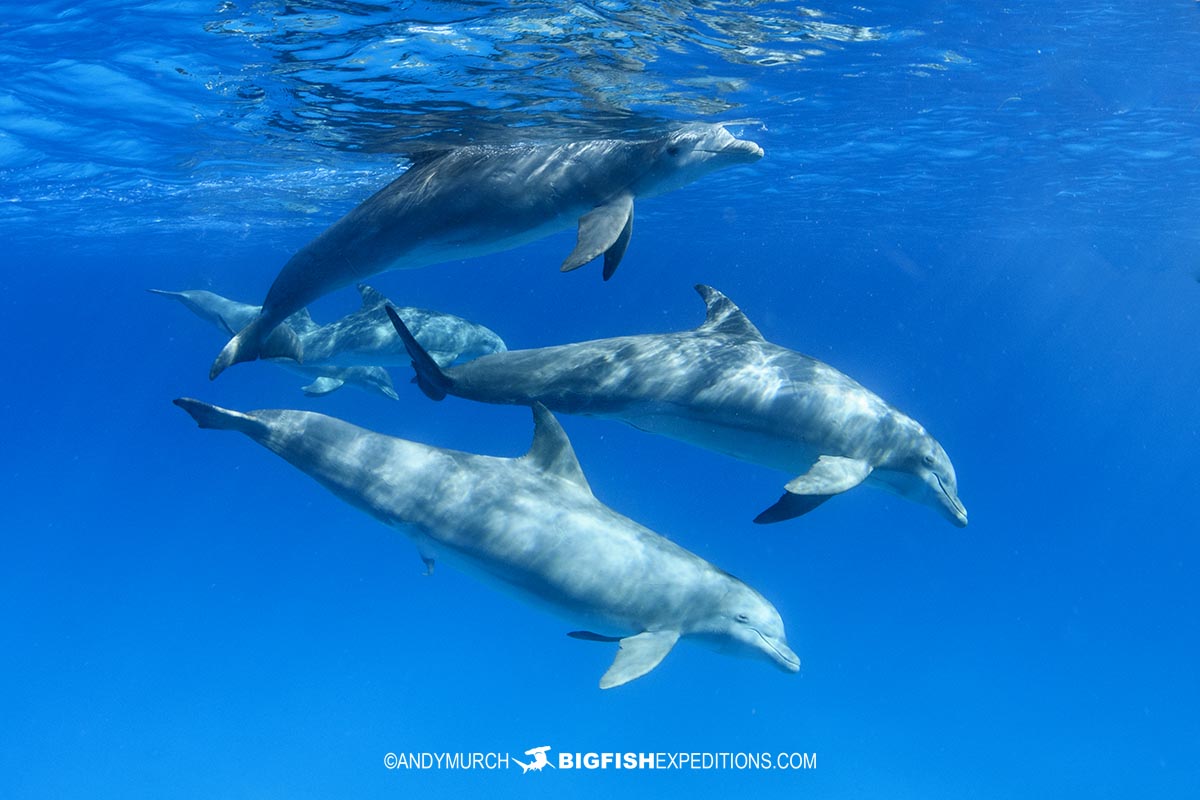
561, 192, 634, 274
599, 630, 680, 689
753, 456, 873, 524
786, 455, 873, 495
357, 366, 399, 400
568, 630, 623, 643
754, 492, 833, 524
415, 538, 436, 575
602, 204, 634, 281
302, 377, 344, 396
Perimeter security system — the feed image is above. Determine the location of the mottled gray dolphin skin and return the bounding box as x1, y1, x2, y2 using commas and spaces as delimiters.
151, 288, 397, 400
209, 123, 763, 379
297, 284, 507, 368
174, 399, 799, 688
152, 285, 506, 399
387, 286, 968, 528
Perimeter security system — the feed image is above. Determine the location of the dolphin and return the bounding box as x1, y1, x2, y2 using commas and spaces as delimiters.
385, 285, 968, 528
174, 399, 799, 688
208, 122, 764, 379
152, 285, 506, 399
294, 285, 507, 368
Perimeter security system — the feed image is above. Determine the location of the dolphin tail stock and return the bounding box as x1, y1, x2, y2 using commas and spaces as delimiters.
384, 305, 452, 401
173, 397, 270, 440
209, 316, 304, 380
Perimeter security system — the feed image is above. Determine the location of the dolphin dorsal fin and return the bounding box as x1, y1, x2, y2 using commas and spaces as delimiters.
694, 285, 764, 340
356, 284, 388, 309
282, 307, 317, 334
403, 149, 453, 170
523, 403, 592, 494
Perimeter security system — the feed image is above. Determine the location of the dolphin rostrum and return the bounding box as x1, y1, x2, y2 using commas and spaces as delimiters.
153, 284, 506, 399
386, 285, 968, 528
174, 399, 799, 688
209, 123, 763, 379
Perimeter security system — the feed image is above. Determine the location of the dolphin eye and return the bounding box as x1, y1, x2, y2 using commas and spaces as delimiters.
923, 454, 936, 467
666, 144, 681, 156
735, 613, 750, 623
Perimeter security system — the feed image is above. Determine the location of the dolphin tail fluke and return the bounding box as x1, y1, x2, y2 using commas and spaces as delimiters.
385, 305, 452, 401
173, 397, 269, 440
262, 322, 303, 361
210, 321, 259, 380
209, 317, 303, 380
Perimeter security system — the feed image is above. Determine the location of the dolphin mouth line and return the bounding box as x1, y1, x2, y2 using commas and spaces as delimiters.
753, 628, 800, 672
699, 143, 765, 158
934, 473, 968, 525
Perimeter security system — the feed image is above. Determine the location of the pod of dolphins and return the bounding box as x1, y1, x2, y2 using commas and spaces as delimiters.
170, 123, 966, 689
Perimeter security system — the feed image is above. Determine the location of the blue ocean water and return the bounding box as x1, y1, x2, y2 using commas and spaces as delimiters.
2, 1, 1198, 797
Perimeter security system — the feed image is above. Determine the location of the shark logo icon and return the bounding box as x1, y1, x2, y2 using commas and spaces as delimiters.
514, 745, 555, 773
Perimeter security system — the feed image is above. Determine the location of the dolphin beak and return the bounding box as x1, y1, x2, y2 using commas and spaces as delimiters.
727, 138, 765, 161
942, 493, 968, 527
949, 503, 968, 528
757, 630, 800, 673
935, 475, 968, 528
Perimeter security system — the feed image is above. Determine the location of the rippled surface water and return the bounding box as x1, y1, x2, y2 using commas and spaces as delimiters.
5, 2, 1196, 246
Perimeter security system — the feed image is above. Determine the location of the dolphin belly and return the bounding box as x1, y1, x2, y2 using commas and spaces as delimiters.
415, 532, 644, 637
612, 406, 822, 475
388, 214, 578, 271
402, 477, 709, 633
